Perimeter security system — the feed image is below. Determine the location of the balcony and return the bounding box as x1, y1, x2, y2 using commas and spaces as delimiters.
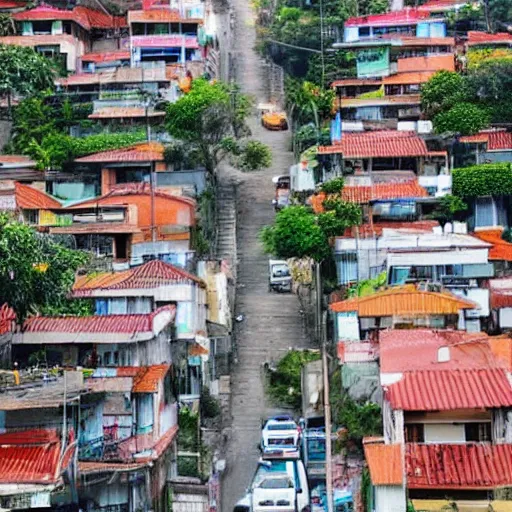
131, 34, 199, 49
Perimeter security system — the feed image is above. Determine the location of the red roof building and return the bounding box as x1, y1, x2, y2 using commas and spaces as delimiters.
318, 131, 428, 158
363, 438, 403, 486
467, 31, 512, 46
345, 8, 429, 27
385, 368, 512, 411
75, 142, 165, 164
460, 130, 512, 151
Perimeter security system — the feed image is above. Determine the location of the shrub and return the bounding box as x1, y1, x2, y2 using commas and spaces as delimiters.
238, 140, 272, 170
433, 102, 490, 135
452, 163, 512, 197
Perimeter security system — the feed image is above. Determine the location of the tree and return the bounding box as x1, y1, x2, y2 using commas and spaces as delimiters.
430, 195, 468, 226
433, 102, 490, 135
261, 206, 330, 261
421, 70, 467, 118
166, 79, 271, 175
0, 214, 89, 321
0, 45, 56, 112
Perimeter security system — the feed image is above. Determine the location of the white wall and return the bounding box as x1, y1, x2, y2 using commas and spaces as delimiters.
500, 308, 512, 328
387, 248, 489, 267
375, 486, 406, 512
424, 423, 465, 444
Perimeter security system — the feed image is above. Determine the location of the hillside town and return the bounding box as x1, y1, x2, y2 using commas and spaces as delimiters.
0, 0, 511, 511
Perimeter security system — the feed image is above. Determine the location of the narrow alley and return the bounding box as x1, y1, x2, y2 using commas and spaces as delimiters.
220, 0, 310, 510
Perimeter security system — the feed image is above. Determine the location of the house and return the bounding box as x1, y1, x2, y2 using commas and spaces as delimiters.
488, 278, 512, 331
459, 130, 512, 165
1, 3, 127, 72
81, 50, 131, 73
330, 284, 476, 343
317, 131, 448, 185
364, 329, 512, 511
13, 305, 176, 368
79, 364, 178, 512
72, 259, 209, 398
128, 6, 204, 65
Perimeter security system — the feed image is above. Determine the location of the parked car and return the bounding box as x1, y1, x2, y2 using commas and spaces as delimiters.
261, 415, 301, 454
269, 260, 292, 293
234, 457, 310, 512
272, 175, 291, 211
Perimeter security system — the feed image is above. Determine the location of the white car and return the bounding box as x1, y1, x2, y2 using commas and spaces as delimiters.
261, 416, 300, 454
253, 473, 296, 512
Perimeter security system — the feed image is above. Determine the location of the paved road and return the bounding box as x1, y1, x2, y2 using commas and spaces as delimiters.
220, 1, 310, 511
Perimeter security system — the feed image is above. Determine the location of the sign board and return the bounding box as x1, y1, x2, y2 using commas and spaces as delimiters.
336, 312, 360, 341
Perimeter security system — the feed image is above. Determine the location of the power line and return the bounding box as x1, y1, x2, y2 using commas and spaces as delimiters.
266, 38, 322, 53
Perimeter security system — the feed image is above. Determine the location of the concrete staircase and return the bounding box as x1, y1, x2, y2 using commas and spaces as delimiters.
215, 183, 237, 275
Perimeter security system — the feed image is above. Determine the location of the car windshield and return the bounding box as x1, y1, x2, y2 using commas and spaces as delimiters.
267, 423, 296, 431
272, 265, 290, 278
259, 477, 293, 489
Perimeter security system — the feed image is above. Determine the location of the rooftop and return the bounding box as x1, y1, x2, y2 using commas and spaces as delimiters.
132, 364, 170, 393
473, 229, 512, 262
489, 278, 512, 308
385, 368, 512, 411
15, 182, 61, 210
397, 54, 455, 73
379, 329, 502, 373
58, 66, 169, 87
467, 31, 512, 46
345, 7, 430, 27
363, 438, 402, 486
406, 443, 512, 489
0, 154, 35, 166
329, 285, 475, 317
131, 34, 199, 49
459, 130, 512, 150
74, 142, 165, 163
128, 8, 203, 24
73, 259, 205, 297
0, 428, 75, 485
13, 3, 127, 30
382, 71, 437, 85
340, 94, 421, 108
89, 107, 166, 119
341, 220, 440, 238
417, 0, 468, 12
81, 51, 131, 63
318, 131, 428, 158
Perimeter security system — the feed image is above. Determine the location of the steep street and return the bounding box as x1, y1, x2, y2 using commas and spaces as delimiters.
220, 1, 310, 511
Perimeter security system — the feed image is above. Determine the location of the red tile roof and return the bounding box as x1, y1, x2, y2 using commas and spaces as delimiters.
345, 8, 429, 27
487, 131, 512, 151
75, 142, 164, 163
89, 107, 165, 119
73, 260, 204, 296
473, 229, 512, 262
379, 329, 502, 373
132, 364, 170, 393
406, 443, 512, 489
0, 303, 15, 335
81, 51, 131, 63
23, 305, 176, 334
364, 438, 403, 485
488, 335, 512, 371
489, 278, 512, 308
0, 0, 25, 9
468, 31, 512, 46
13, 3, 127, 30
341, 220, 439, 238
0, 428, 74, 484
318, 131, 428, 158
128, 8, 202, 23
386, 368, 512, 411
15, 182, 61, 210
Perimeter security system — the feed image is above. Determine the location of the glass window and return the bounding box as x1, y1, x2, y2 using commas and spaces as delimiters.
465, 422, 491, 442
391, 267, 411, 285
358, 26, 370, 38
337, 252, 358, 284
22, 21, 33, 35
104, 351, 112, 365
405, 423, 424, 442
153, 23, 169, 34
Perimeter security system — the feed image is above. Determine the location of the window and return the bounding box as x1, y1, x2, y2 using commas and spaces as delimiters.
475, 196, 503, 228
22, 21, 33, 35
465, 422, 491, 442
336, 252, 358, 284
23, 210, 38, 225
104, 351, 112, 365
137, 394, 154, 432
113, 351, 119, 366
153, 23, 169, 34
405, 423, 424, 443
358, 26, 370, 38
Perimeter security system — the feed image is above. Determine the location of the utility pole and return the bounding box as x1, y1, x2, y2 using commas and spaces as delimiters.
316, 262, 333, 512
319, 0, 325, 86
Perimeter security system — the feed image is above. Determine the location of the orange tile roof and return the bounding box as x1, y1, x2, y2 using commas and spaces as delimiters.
383, 71, 436, 85
72, 259, 204, 295
132, 364, 170, 393
15, 182, 61, 209
75, 142, 165, 163
341, 220, 439, 238
459, 133, 490, 144
488, 335, 512, 371
81, 51, 130, 63
473, 229, 512, 262
386, 368, 512, 411
329, 285, 476, 317
318, 131, 428, 158
468, 31, 512, 46
89, 107, 165, 119
128, 8, 202, 23
363, 438, 403, 486
397, 54, 455, 73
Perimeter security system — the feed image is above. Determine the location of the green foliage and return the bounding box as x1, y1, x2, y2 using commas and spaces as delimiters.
502, 229, 512, 243
0, 14, 14, 36
452, 163, 512, 198
347, 271, 387, 298
0, 214, 89, 321
430, 195, 468, 225
306, 51, 356, 88
358, 85, 384, 99
320, 177, 345, 194
178, 406, 199, 451
467, 48, 512, 69
267, 349, 321, 409
421, 71, 466, 118
433, 102, 490, 135
261, 206, 330, 261
238, 140, 272, 170
200, 386, 221, 419
293, 125, 329, 157
0, 45, 55, 101
40, 299, 94, 317
317, 200, 362, 238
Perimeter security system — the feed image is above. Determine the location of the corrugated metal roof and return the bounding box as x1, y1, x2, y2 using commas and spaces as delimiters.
89, 107, 166, 119
468, 31, 512, 46
0, 428, 73, 484
0, 303, 15, 335
15, 182, 61, 210
363, 438, 403, 485
79, 461, 148, 475
406, 443, 512, 489
345, 7, 429, 26
330, 285, 475, 317
0, 0, 26, 8
318, 131, 428, 158
386, 368, 512, 411
23, 305, 175, 334
132, 364, 170, 393
74, 142, 164, 163
380, 329, 502, 373
128, 8, 202, 23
